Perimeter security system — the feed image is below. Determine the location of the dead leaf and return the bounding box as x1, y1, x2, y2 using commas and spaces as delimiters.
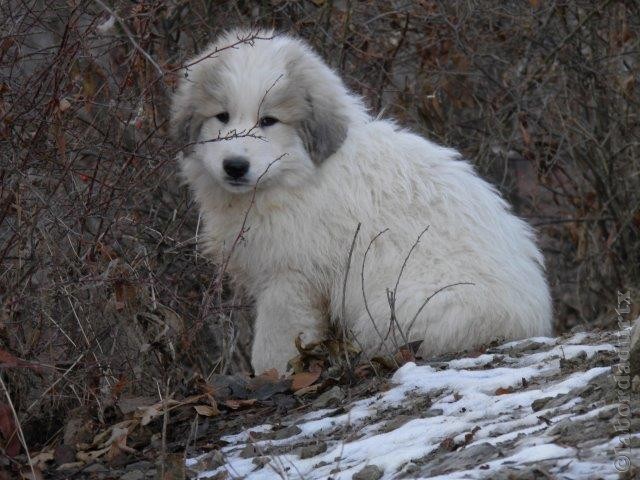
104, 427, 135, 463
495, 387, 513, 395
0, 348, 20, 367
0, 402, 20, 457
132, 394, 210, 425
93, 421, 135, 449
291, 371, 321, 392
19, 466, 43, 480
371, 355, 398, 370
293, 384, 321, 396
439, 436, 457, 452
194, 404, 220, 417
58, 98, 71, 112
519, 119, 532, 147
110, 376, 128, 400
29, 449, 54, 469
463, 426, 481, 445
190, 374, 216, 397
396, 348, 415, 363
354, 364, 373, 378
224, 398, 256, 410
114, 281, 137, 310
257, 368, 279, 381
56, 461, 84, 471
76, 445, 110, 462
136, 399, 179, 426
0, 348, 42, 373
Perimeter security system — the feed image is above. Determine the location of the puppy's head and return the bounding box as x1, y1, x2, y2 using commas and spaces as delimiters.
171, 29, 355, 194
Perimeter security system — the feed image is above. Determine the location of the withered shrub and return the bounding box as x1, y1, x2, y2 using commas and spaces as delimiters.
0, 0, 638, 447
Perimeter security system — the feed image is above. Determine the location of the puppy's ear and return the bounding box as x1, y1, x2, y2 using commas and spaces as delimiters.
170, 78, 203, 154
288, 51, 349, 164
299, 92, 349, 164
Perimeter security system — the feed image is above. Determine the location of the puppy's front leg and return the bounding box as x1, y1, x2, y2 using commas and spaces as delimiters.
251, 277, 325, 375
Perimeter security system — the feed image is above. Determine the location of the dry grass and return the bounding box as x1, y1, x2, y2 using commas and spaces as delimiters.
0, 0, 638, 454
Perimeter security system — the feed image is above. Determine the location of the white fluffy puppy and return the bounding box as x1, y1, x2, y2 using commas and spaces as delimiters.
172, 29, 553, 374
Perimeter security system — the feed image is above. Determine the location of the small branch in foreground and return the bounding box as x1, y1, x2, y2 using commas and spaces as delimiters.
340, 222, 361, 370
406, 282, 475, 337
93, 0, 165, 76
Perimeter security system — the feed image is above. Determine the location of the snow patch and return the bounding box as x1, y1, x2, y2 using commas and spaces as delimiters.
190, 330, 636, 479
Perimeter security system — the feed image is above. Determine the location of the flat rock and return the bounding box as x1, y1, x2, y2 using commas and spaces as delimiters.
312, 386, 345, 408
352, 464, 383, 480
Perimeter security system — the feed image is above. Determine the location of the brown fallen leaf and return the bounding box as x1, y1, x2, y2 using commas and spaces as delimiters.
0, 402, 20, 457
29, 449, 54, 470
224, 399, 256, 410
76, 445, 110, 462
258, 368, 279, 381
55, 461, 84, 471
495, 387, 513, 395
137, 394, 207, 425
136, 399, 180, 426
194, 404, 220, 417
0, 348, 43, 373
105, 427, 136, 463
19, 466, 43, 480
92, 420, 136, 447
58, 98, 71, 112
463, 426, 481, 445
439, 436, 457, 452
355, 363, 379, 378
291, 371, 321, 392
114, 280, 137, 310
395, 340, 423, 364
293, 384, 321, 396
371, 355, 398, 370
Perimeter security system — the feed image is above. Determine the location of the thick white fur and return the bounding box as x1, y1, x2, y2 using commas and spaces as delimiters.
172, 30, 553, 373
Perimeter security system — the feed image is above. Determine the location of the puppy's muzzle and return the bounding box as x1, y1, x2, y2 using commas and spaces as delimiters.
223, 156, 250, 182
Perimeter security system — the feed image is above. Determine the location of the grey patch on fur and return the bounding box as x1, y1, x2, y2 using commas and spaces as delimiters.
298, 93, 348, 164
285, 54, 349, 164
172, 111, 205, 154
171, 68, 226, 154
170, 77, 203, 154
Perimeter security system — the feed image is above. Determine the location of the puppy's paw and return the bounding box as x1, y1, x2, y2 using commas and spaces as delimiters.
251, 349, 291, 376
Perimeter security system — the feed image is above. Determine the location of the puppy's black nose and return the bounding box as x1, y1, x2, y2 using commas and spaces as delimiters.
223, 156, 250, 179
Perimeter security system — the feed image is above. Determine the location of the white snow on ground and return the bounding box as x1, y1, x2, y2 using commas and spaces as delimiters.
188, 331, 636, 479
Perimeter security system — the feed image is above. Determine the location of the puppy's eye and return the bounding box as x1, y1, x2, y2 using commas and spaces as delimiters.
259, 116, 279, 128
215, 112, 229, 124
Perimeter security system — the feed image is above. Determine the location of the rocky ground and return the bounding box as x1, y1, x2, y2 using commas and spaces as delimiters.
187, 328, 640, 480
